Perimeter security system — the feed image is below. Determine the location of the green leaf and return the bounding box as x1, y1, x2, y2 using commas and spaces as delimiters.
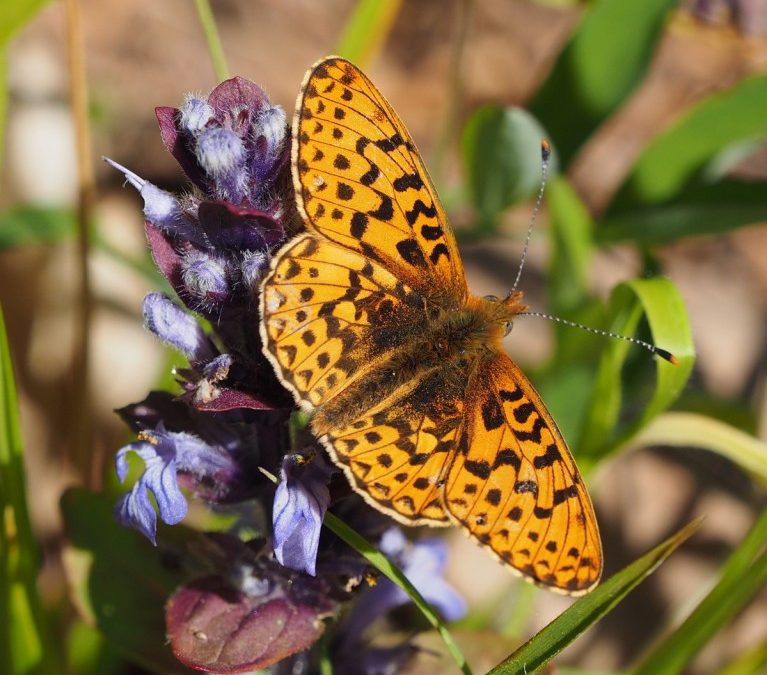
487, 518, 702, 675
547, 175, 594, 313
628, 412, 767, 486
0, 205, 76, 249
632, 510, 767, 675
718, 643, 767, 675
335, 0, 403, 68
529, 0, 676, 166
60, 489, 194, 674
0, 0, 51, 45
577, 278, 695, 460
598, 179, 767, 244
0, 306, 57, 674
461, 105, 551, 233
611, 74, 767, 208
322, 512, 472, 675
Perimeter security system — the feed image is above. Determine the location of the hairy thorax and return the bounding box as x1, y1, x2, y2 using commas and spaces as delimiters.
312, 291, 527, 435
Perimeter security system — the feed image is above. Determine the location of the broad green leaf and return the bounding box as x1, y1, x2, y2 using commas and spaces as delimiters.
577, 277, 695, 460
0, 205, 76, 249
598, 180, 767, 244
547, 175, 594, 313
488, 518, 702, 675
461, 105, 551, 233
611, 74, 767, 208
335, 0, 403, 68
0, 307, 57, 674
632, 510, 767, 675
60, 489, 194, 674
629, 412, 767, 486
529, 0, 676, 166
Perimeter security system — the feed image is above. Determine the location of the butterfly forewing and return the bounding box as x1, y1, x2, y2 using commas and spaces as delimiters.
444, 354, 603, 594
261, 233, 423, 410
292, 57, 467, 300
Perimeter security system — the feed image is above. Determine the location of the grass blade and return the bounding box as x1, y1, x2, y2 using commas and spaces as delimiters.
323, 512, 472, 675
629, 412, 767, 486
0, 307, 56, 674
487, 519, 702, 675
632, 510, 767, 675
335, 0, 403, 67
577, 277, 694, 460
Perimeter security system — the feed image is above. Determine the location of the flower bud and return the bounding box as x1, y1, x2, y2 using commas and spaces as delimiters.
180, 95, 214, 133
181, 251, 230, 305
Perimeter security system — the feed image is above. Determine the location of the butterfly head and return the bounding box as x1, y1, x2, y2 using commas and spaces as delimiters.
478, 290, 528, 337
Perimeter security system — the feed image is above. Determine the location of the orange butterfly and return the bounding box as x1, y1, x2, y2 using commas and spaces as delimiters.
260, 56, 602, 594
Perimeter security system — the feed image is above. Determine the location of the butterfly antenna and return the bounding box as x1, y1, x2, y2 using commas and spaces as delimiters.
510, 139, 550, 295
520, 311, 679, 364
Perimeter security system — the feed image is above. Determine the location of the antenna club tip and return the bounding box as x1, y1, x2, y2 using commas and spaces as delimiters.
655, 348, 678, 365
541, 139, 551, 162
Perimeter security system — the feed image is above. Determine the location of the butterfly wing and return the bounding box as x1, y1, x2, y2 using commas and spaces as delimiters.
318, 368, 468, 526
444, 353, 602, 595
292, 56, 467, 301
260, 232, 426, 411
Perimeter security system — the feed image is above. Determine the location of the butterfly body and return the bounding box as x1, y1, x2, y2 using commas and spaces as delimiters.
261, 57, 602, 594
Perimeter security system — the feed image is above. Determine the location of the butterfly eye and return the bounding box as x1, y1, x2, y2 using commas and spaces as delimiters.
434, 337, 449, 355
504, 320, 513, 336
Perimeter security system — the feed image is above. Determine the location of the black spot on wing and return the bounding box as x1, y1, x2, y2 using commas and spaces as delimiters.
396, 239, 427, 267
405, 199, 437, 226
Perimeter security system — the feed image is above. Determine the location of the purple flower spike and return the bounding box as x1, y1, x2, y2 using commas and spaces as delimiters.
197, 201, 284, 251
273, 453, 335, 576
115, 426, 244, 542
142, 293, 216, 364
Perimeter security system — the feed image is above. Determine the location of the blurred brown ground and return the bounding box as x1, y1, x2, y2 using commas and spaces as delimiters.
2, 1, 767, 673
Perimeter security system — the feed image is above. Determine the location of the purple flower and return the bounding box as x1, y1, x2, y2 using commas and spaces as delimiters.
338, 528, 467, 648
273, 453, 335, 576
156, 76, 288, 210
115, 426, 240, 543
142, 293, 216, 365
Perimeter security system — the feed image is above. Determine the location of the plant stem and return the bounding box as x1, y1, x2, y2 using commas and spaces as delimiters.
64, 0, 96, 487
193, 0, 230, 82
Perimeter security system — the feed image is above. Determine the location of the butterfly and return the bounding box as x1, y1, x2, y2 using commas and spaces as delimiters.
260, 56, 602, 594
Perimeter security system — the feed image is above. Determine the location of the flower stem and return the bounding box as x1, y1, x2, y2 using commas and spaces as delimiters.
64, 0, 96, 486
193, 0, 230, 82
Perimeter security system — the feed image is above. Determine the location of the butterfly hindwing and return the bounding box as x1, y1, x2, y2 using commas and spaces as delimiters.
292, 56, 467, 301
319, 368, 467, 526
444, 353, 603, 594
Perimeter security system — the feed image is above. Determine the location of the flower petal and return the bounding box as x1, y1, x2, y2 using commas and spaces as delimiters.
142, 293, 216, 364
272, 454, 333, 576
